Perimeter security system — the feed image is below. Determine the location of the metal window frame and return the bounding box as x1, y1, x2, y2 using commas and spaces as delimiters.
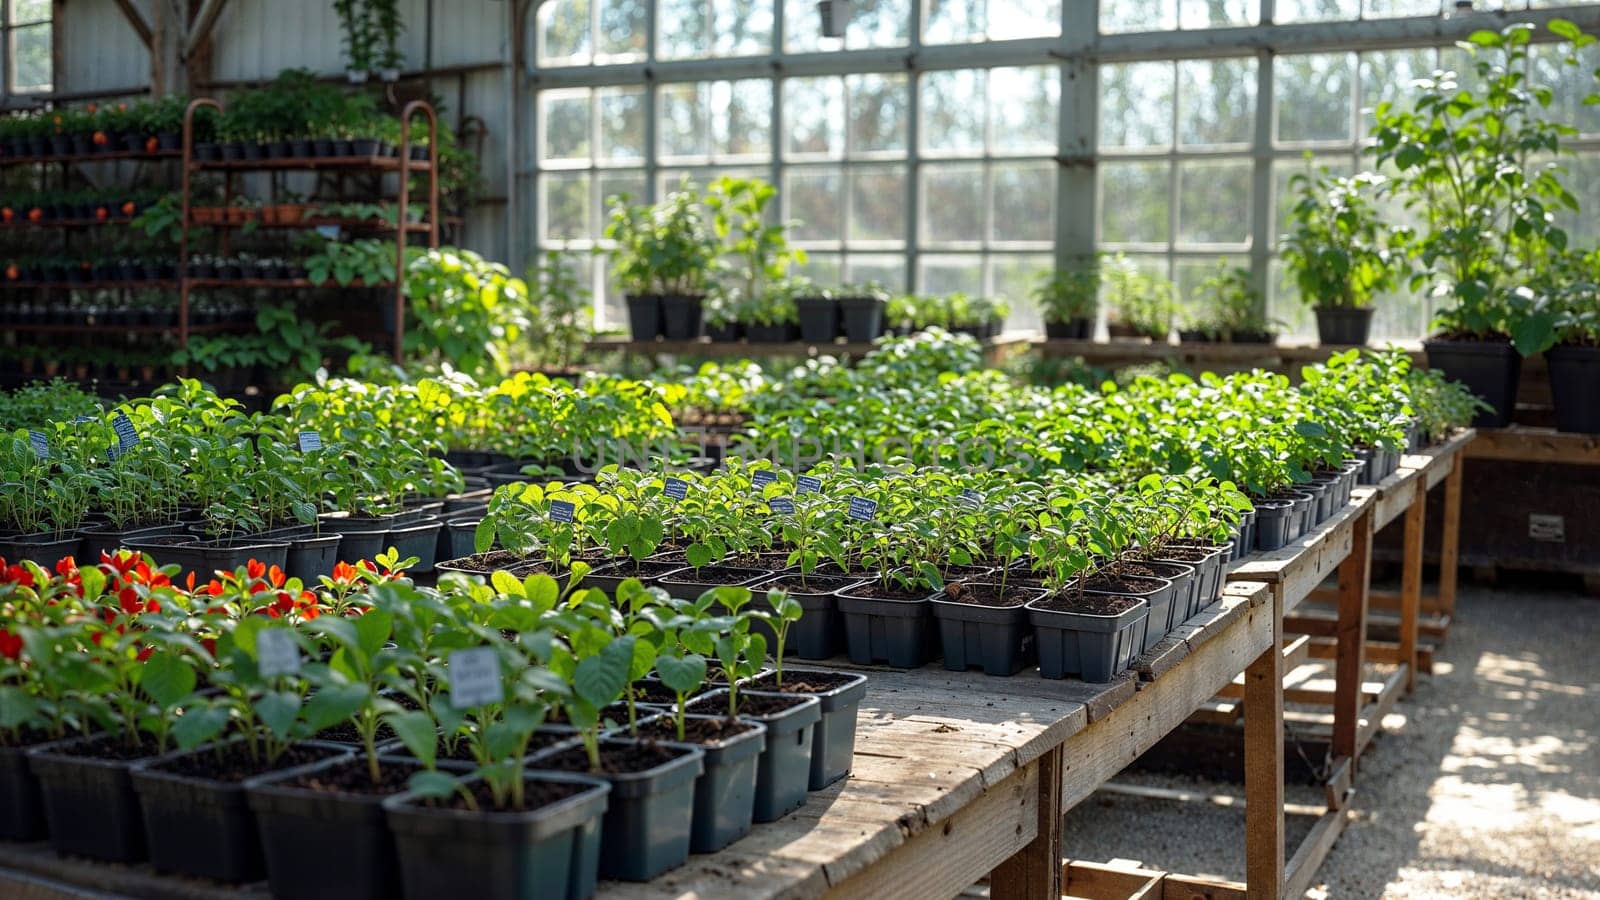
515, 0, 1600, 333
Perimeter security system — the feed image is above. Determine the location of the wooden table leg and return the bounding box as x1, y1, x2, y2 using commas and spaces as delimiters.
1399, 482, 1426, 693
1244, 583, 1285, 900
1437, 456, 1464, 620
990, 744, 1063, 900
1331, 510, 1373, 775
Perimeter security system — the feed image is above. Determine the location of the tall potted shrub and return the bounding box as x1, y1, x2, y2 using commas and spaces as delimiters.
1372, 21, 1590, 427
1281, 168, 1402, 346
1032, 258, 1098, 340
604, 181, 720, 341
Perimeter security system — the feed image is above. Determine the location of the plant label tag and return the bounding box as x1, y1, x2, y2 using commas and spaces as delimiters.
297, 431, 322, 452
664, 477, 689, 500
847, 496, 877, 521
449, 647, 504, 708
72, 415, 95, 424
28, 430, 48, 460
111, 413, 138, 450
257, 629, 301, 677
106, 444, 123, 463
768, 497, 795, 515
315, 225, 341, 240
797, 475, 822, 494
751, 470, 776, 489
549, 500, 576, 523
959, 489, 982, 509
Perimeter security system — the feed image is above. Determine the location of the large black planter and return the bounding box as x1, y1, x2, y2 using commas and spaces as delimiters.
795, 297, 840, 343
930, 584, 1045, 675
0, 533, 83, 567
1424, 338, 1522, 428
26, 735, 151, 862
0, 743, 46, 841
1546, 344, 1600, 434
131, 741, 351, 882
1043, 318, 1092, 340
1314, 306, 1374, 346
384, 773, 611, 900
124, 534, 291, 580
625, 294, 662, 341
659, 293, 705, 340
746, 321, 799, 343
281, 533, 341, 582
839, 296, 886, 343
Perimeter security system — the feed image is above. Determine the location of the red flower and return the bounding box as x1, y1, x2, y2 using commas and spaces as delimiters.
0, 628, 21, 660
268, 565, 286, 588
246, 559, 266, 580
136, 646, 153, 662
200, 637, 217, 657
331, 561, 357, 583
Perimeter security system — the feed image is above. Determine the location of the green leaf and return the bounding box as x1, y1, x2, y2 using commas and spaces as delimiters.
573, 635, 636, 708
140, 650, 196, 708
257, 691, 302, 740
353, 609, 394, 658
406, 769, 460, 800
655, 653, 706, 695
490, 569, 524, 597
303, 683, 369, 732
0, 686, 40, 730
385, 710, 438, 767
171, 705, 231, 751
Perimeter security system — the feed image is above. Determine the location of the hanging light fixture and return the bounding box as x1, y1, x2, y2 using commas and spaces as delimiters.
818, 0, 851, 38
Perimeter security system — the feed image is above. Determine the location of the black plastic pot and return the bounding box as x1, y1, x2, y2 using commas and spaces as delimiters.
0, 532, 84, 567
26, 734, 151, 862
1304, 477, 1338, 525
1043, 318, 1092, 340
1155, 543, 1226, 617
747, 321, 799, 343
835, 587, 936, 668
625, 294, 661, 340
541, 739, 703, 882
124, 535, 290, 580
1286, 490, 1314, 540
387, 516, 443, 573
1128, 562, 1193, 650
0, 743, 46, 841
132, 740, 351, 882
584, 559, 686, 595
747, 668, 867, 790
384, 772, 610, 900
284, 533, 342, 582
1254, 500, 1295, 551
659, 293, 705, 340
689, 690, 819, 824
636, 713, 764, 853
436, 518, 482, 565
795, 297, 840, 343
930, 584, 1046, 675
1546, 344, 1600, 434
1424, 338, 1522, 428
1026, 593, 1149, 682
1314, 306, 1374, 346
705, 319, 742, 342
750, 574, 861, 659
245, 754, 413, 900
839, 295, 886, 343
654, 565, 770, 601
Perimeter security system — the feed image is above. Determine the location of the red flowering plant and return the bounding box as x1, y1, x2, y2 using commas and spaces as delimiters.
0, 557, 98, 747
315, 548, 418, 616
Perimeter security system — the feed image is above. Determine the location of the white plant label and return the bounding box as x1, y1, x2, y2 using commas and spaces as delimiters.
450, 647, 504, 708
257, 629, 301, 677
298, 431, 322, 452
768, 497, 795, 515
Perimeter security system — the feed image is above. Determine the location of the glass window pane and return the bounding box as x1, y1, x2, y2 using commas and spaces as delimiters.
1177, 255, 1250, 318
1178, 0, 1256, 28
541, 91, 591, 162
846, 254, 907, 290
1556, 153, 1600, 245
923, 0, 983, 44
1100, 62, 1174, 150
597, 170, 647, 216
785, 77, 844, 159
987, 0, 1061, 40
1271, 155, 1355, 249
921, 69, 985, 154
921, 163, 985, 245
11, 23, 52, 92
786, 167, 844, 241
1099, 161, 1169, 245
1179, 57, 1255, 147
713, 0, 773, 56
1177, 160, 1251, 245
597, 0, 647, 58
712, 80, 772, 159
919, 255, 984, 295
541, 0, 591, 62
797, 252, 843, 286
784, 0, 910, 50
992, 162, 1055, 244
991, 66, 1058, 154
658, 84, 707, 160
1362, 0, 1438, 16
1359, 48, 1435, 137
1532, 43, 1600, 138
992, 255, 1052, 330
1275, 0, 1358, 21
1100, 0, 1177, 32
850, 167, 907, 243
598, 87, 645, 161
542, 173, 591, 241
848, 73, 909, 156
658, 0, 710, 59
1275, 53, 1355, 144
1268, 258, 1316, 341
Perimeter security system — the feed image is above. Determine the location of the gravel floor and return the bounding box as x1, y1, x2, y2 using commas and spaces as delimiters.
1060, 582, 1600, 898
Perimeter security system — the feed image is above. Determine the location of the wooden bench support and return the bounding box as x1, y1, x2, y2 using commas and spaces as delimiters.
1330, 509, 1372, 777
991, 745, 1064, 900
1243, 584, 1285, 900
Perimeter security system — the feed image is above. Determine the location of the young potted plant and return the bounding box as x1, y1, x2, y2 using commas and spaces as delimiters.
1372, 21, 1587, 427
1281, 168, 1402, 346
1033, 258, 1098, 340
837, 282, 890, 342
1103, 253, 1175, 341
1185, 258, 1278, 344
603, 181, 720, 341
705, 176, 809, 340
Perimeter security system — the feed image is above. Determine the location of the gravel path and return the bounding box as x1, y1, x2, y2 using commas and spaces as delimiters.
1060, 583, 1600, 898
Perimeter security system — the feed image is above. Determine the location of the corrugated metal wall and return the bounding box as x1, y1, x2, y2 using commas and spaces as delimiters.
53, 0, 513, 261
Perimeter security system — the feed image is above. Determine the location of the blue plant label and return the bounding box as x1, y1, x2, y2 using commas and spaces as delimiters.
106, 444, 123, 463
549, 500, 576, 523
768, 497, 795, 515
664, 477, 689, 500
847, 496, 878, 521
315, 225, 341, 240
297, 430, 322, 452
449, 647, 504, 708
72, 415, 95, 424
797, 475, 822, 494
256, 628, 301, 677
751, 470, 777, 489
111, 412, 138, 450
28, 430, 48, 460
959, 489, 982, 509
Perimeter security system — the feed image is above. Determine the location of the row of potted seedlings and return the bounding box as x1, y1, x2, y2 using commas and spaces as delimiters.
0, 191, 157, 225
0, 98, 188, 160
0, 549, 862, 899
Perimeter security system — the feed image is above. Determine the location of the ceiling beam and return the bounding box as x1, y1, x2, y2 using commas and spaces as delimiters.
184, 0, 229, 57
112, 0, 154, 48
